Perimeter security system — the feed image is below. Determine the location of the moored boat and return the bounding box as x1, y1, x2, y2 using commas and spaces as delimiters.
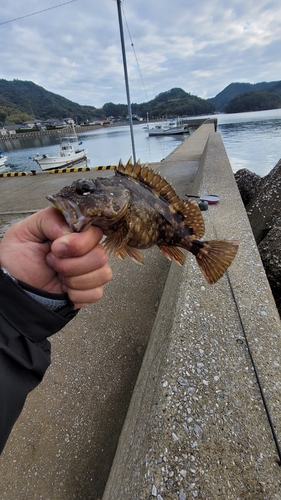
32, 132, 88, 171
0, 151, 9, 173
147, 119, 189, 137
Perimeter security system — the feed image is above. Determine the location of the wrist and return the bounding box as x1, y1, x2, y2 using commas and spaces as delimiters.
19, 281, 69, 312
1, 267, 71, 314
1, 268, 78, 341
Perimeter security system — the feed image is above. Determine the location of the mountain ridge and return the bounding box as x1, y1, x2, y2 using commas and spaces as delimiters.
0, 79, 280, 125
208, 81, 281, 111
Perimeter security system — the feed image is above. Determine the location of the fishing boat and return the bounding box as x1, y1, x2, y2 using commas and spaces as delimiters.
0, 151, 9, 173
32, 129, 88, 171
147, 118, 189, 137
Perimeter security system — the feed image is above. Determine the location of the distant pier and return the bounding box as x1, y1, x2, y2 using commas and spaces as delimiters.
0, 117, 216, 141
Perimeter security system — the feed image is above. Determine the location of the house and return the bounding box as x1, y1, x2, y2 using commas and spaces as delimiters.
23, 120, 42, 129
43, 118, 68, 128
0, 117, 77, 135
63, 118, 75, 125
3, 124, 27, 135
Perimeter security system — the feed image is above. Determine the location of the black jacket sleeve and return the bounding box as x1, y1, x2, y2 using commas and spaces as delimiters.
0, 268, 78, 453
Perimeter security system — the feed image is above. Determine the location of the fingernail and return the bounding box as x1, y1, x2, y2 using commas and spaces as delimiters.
56, 243, 68, 258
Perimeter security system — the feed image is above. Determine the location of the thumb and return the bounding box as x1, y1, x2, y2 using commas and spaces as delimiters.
29, 207, 72, 243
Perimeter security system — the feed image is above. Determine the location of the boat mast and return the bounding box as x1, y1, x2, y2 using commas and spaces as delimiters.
116, 0, 137, 164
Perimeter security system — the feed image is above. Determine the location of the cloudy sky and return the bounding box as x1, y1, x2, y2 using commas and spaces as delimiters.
1, 0, 281, 108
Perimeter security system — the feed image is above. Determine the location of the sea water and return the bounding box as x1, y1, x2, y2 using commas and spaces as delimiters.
0, 123, 186, 174
217, 109, 281, 176
1, 109, 281, 177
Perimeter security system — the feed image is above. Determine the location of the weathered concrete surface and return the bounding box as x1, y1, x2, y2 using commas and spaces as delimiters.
2, 125, 280, 499
0, 249, 170, 500
156, 122, 215, 198
0, 127, 210, 499
0, 178, 170, 499
0, 168, 115, 213
103, 133, 281, 499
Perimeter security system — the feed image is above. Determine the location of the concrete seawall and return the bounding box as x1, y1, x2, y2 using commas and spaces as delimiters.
103, 130, 281, 498
1, 123, 281, 499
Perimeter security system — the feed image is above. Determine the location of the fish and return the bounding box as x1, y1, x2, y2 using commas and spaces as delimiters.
47, 159, 239, 284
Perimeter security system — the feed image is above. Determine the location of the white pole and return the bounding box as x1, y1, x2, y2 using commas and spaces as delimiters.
116, 0, 137, 164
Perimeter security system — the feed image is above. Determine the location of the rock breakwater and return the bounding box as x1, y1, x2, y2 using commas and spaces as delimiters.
235, 159, 281, 315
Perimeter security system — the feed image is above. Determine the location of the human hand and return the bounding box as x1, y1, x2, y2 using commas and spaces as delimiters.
0, 207, 112, 309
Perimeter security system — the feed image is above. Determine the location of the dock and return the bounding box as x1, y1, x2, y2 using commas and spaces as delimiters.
1, 121, 281, 499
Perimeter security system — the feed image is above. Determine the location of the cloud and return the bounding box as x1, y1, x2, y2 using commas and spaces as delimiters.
1, 0, 281, 107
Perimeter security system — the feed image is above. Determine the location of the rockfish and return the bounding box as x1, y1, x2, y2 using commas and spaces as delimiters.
47, 159, 239, 284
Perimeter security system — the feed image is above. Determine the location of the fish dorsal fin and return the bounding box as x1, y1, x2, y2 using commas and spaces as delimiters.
116, 159, 205, 239
117, 159, 181, 205
172, 199, 205, 239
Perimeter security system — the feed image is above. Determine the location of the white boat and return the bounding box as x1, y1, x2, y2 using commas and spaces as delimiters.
0, 151, 9, 173
147, 119, 189, 137
32, 131, 88, 171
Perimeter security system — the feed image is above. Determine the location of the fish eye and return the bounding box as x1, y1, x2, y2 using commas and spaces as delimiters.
76, 180, 95, 196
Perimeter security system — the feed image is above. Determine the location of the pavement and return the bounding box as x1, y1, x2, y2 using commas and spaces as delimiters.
0, 128, 206, 499
0, 167, 171, 499
1, 123, 281, 499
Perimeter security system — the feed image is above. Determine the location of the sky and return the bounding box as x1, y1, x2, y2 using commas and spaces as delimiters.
1, 0, 281, 109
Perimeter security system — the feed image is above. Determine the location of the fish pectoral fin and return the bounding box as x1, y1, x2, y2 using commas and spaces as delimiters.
111, 245, 144, 264
194, 240, 239, 284
115, 248, 127, 260
124, 245, 144, 264
158, 245, 185, 266
103, 226, 129, 254
103, 230, 144, 264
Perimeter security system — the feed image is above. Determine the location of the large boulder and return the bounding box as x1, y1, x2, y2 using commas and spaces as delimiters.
246, 159, 281, 244
234, 168, 262, 205
235, 159, 281, 317
258, 226, 281, 314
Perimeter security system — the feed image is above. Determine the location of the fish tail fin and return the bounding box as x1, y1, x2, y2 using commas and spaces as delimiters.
193, 240, 239, 284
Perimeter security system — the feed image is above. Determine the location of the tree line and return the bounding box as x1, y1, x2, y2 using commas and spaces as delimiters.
0, 79, 280, 125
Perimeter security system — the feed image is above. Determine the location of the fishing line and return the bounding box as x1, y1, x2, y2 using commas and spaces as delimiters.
0, 0, 78, 26
225, 266, 281, 464
121, 2, 150, 104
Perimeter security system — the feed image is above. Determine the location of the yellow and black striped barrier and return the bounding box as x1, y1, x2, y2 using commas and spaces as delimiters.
0, 171, 28, 178
94, 165, 116, 171
49, 166, 91, 174
0, 165, 116, 177
49, 165, 116, 173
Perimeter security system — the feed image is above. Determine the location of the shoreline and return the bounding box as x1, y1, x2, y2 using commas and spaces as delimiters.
0, 123, 111, 142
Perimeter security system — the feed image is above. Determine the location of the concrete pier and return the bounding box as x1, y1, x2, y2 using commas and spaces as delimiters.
103, 129, 281, 499
1, 123, 281, 499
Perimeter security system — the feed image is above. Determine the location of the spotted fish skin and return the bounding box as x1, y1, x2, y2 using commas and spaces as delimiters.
47, 159, 239, 284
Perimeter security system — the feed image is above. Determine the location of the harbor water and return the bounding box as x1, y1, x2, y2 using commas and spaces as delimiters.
1, 109, 281, 177
217, 108, 281, 176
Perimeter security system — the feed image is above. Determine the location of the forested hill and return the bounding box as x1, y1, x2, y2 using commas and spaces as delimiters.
0, 79, 281, 124
95, 88, 215, 121
0, 79, 98, 124
0, 80, 215, 124
209, 81, 281, 112
130, 87, 216, 118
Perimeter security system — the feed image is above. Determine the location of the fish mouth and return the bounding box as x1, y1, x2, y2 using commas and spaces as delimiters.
47, 195, 93, 232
